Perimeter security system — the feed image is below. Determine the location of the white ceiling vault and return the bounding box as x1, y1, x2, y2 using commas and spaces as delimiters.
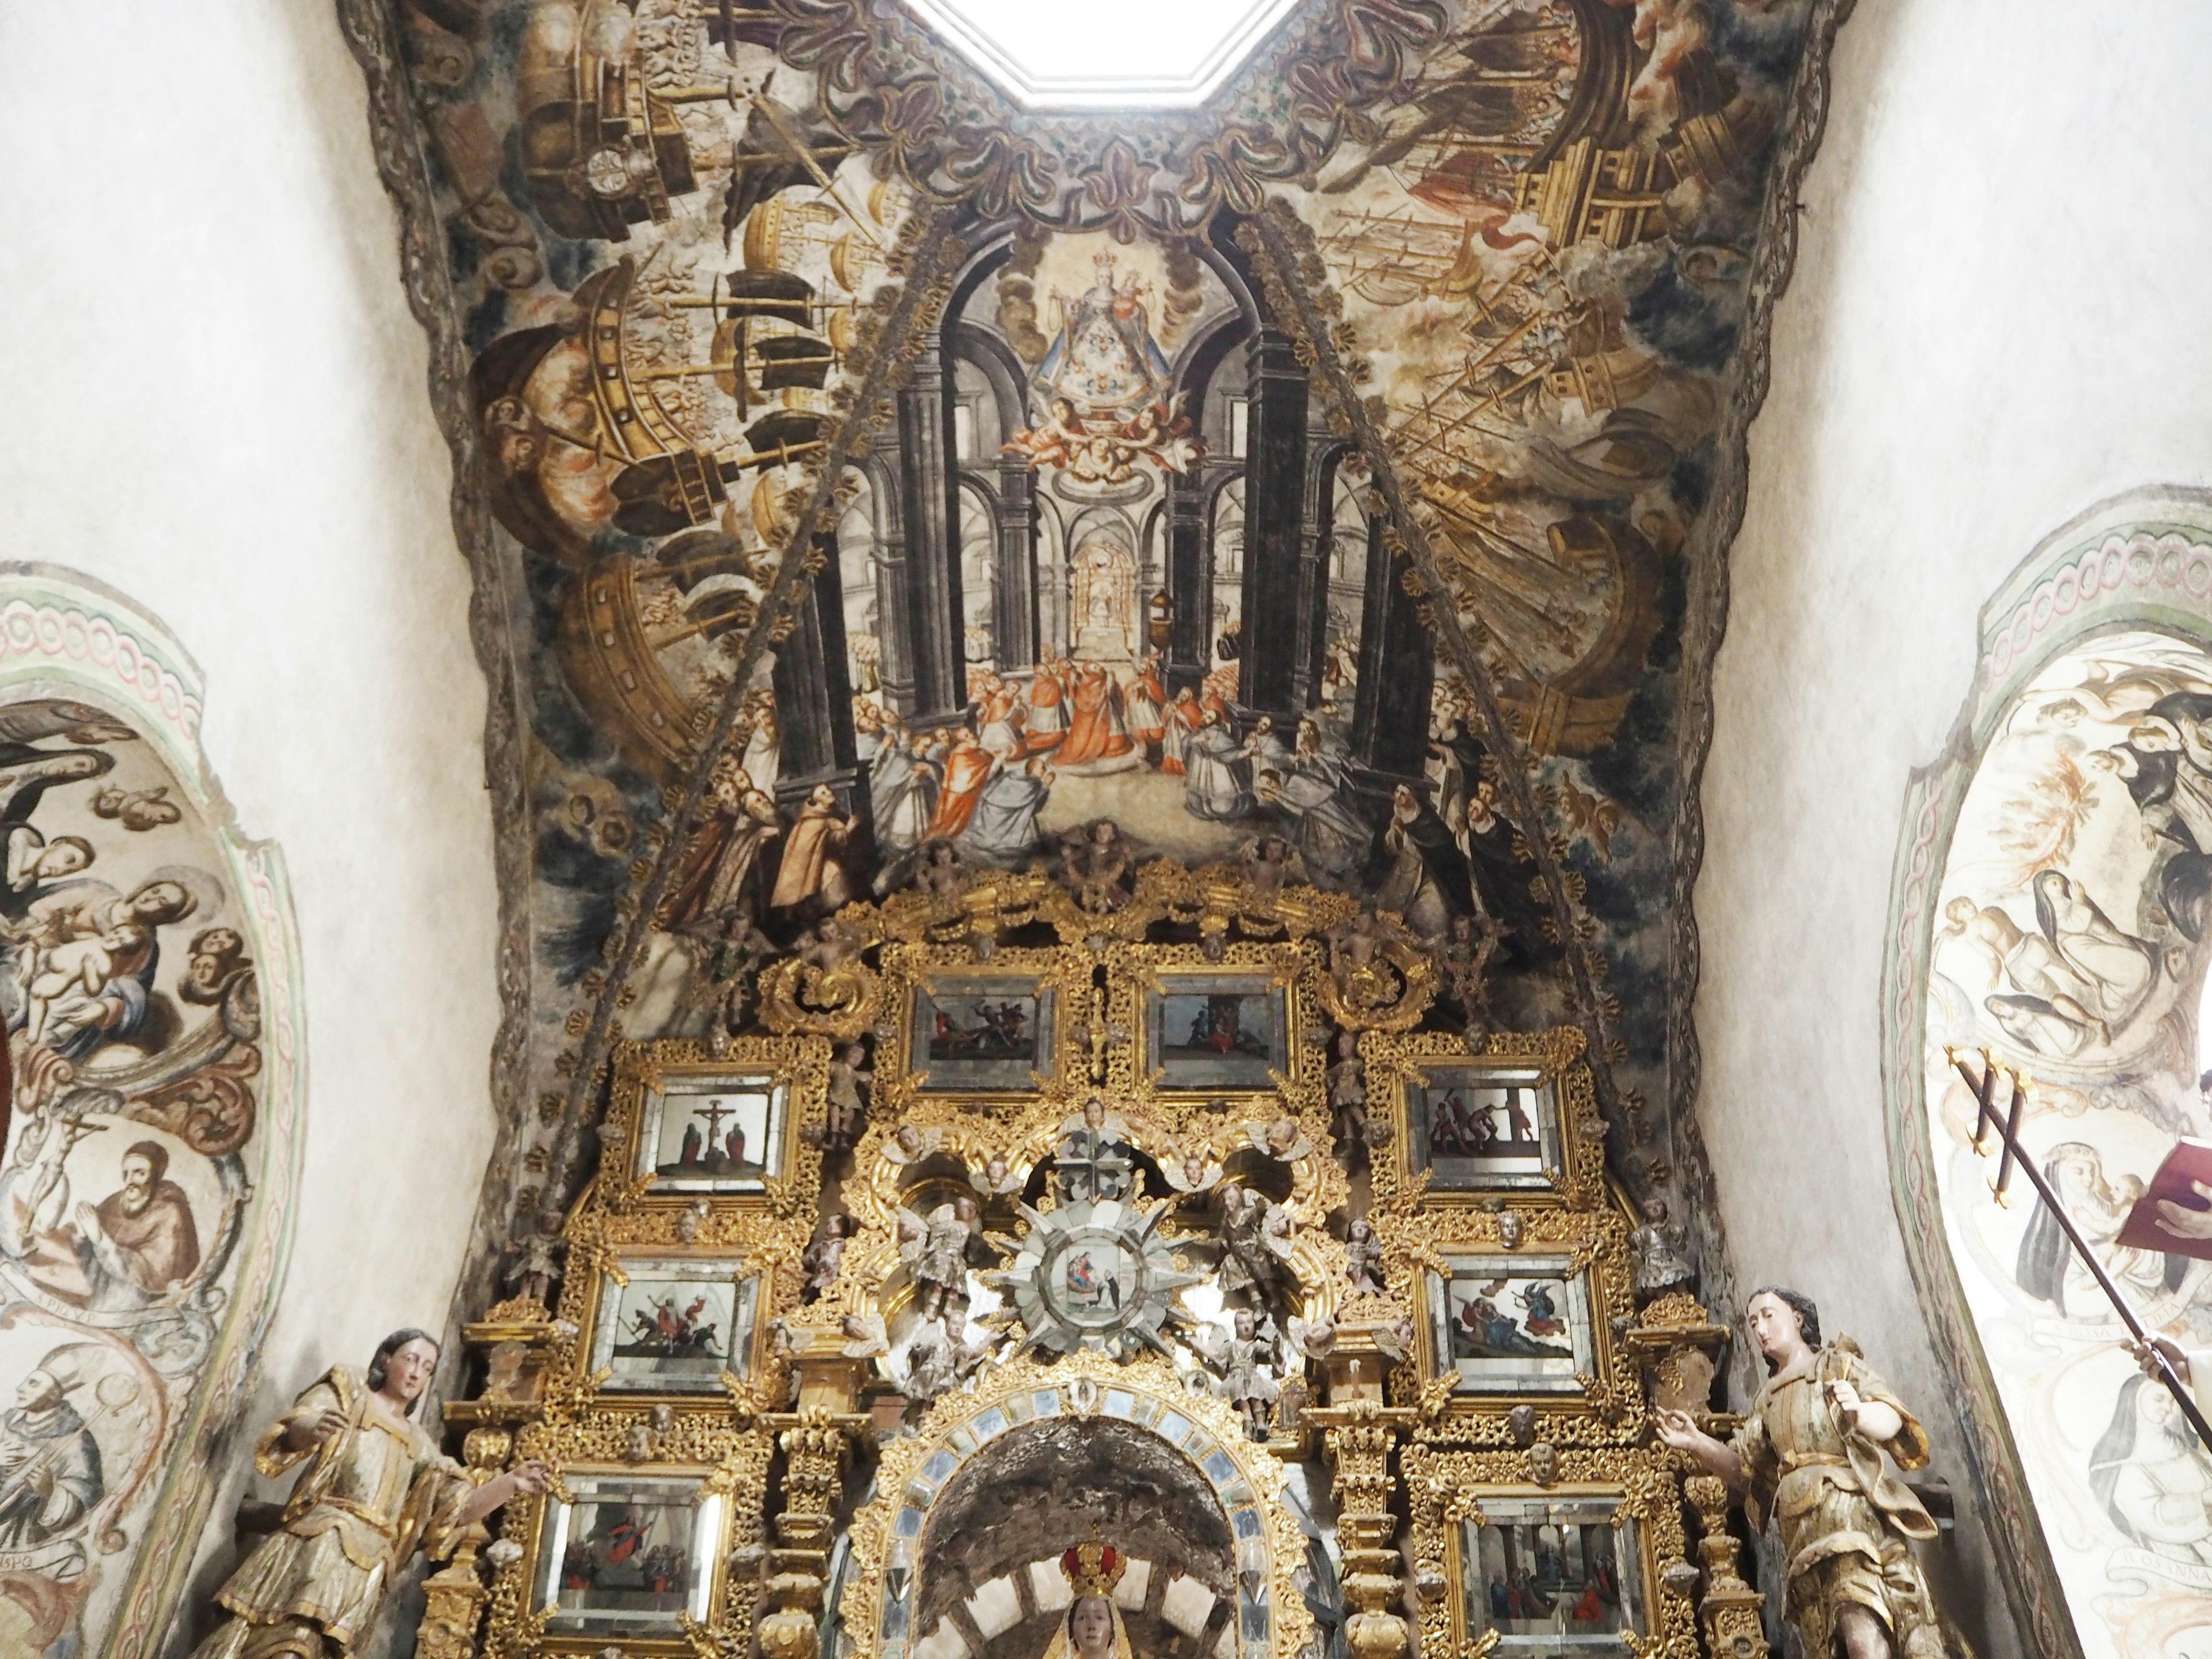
897, 0, 1305, 107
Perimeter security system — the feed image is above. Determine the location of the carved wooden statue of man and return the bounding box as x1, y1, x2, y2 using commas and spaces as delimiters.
191, 1328, 548, 1658
1654, 1287, 1945, 1659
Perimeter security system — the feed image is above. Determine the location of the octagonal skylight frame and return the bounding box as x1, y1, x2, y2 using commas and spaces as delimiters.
900, 0, 1308, 110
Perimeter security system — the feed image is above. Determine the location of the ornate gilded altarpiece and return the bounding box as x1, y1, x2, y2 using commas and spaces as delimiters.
430, 863, 1766, 1659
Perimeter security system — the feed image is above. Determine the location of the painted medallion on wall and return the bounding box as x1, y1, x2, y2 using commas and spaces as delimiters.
1908, 586, 2212, 1656
0, 571, 302, 1659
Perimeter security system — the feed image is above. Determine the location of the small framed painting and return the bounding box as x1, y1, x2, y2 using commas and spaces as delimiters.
1406, 1062, 1562, 1194
1457, 1495, 1643, 1655
1426, 1254, 1594, 1396
1144, 973, 1290, 1091
535, 1471, 723, 1635
635, 1070, 789, 1195
909, 973, 1057, 1091
588, 1256, 762, 1393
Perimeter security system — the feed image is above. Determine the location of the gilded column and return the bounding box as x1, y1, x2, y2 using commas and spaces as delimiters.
758, 1324, 872, 1659
1685, 1474, 1770, 1659
1307, 1366, 1415, 1659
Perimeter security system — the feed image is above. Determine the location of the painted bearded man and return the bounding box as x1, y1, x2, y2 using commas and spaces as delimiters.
76, 1139, 200, 1296
1654, 1287, 1945, 1659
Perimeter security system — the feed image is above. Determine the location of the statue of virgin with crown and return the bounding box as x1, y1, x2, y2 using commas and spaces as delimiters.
1044, 1541, 1137, 1659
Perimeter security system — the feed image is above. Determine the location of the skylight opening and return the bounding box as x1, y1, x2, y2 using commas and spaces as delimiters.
902, 0, 1304, 109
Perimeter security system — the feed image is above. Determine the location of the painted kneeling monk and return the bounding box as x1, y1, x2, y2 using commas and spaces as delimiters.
191, 1328, 548, 1658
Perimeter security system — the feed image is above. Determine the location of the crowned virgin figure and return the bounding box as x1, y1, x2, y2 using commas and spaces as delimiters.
1044, 1541, 1136, 1659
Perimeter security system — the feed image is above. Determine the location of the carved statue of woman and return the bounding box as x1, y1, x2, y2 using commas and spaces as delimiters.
1043, 1543, 1135, 1659
1653, 1288, 1945, 1659
190, 1328, 549, 1658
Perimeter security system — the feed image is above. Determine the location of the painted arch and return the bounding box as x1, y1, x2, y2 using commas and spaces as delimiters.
1884, 488, 2212, 1659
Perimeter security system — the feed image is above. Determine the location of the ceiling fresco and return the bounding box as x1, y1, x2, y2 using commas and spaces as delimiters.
340, 0, 1848, 1349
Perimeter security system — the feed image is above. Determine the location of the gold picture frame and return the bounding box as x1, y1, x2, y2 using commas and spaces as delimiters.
583, 1252, 766, 1396
1404, 1446, 1698, 1659
1368, 1027, 1605, 1210
600, 1036, 828, 1214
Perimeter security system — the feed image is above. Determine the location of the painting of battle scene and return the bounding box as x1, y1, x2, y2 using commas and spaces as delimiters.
0, 696, 270, 1653
910, 978, 1052, 1090
589, 1257, 759, 1391
410, 0, 1826, 1236
1924, 632, 2212, 1651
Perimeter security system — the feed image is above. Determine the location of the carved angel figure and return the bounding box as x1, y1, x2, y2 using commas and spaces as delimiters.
971, 1150, 1027, 1198
900, 1196, 980, 1322
1247, 1115, 1312, 1162
188, 1331, 548, 1659
1215, 1183, 1295, 1309
803, 1214, 853, 1299
1161, 1142, 1220, 1195
1344, 1217, 1387, 1298
1325, 1033, 1367, 1149
902, 1316, 991, 1404
1194, 1308, 1282, 1440
820, 1044, 872, 1152
1655, 1289, 1946, 1659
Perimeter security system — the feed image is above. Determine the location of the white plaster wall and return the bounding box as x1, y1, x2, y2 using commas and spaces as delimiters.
1695, 0, 2212, 1653
0, 0, 500, 1635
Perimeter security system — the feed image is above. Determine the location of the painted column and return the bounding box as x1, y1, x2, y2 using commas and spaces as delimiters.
1349, 514, 1433, 789
991, 458, 1041, 671
1235, 329, 1309, 720
1164, 471, 1211, 695
869, 445, 918, 717
772, 530, 871, 830
1290, 430, 1340, 711
891, 334, 969, 726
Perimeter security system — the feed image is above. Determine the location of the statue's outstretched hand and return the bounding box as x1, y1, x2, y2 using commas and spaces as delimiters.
508, 1460, 554, 1497
1650, 1407, 1702, 1450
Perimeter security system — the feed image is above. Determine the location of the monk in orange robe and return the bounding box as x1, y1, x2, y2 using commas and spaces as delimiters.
1025, 662, 1067, 752
1058, 665, 1137, 769
925, 729, 995, 841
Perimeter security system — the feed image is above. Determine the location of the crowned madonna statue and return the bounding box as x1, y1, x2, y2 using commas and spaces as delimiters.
1044, 1541, 1136, 1659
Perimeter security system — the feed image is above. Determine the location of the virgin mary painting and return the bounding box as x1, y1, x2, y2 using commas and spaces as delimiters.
1046, 1543, 1135, 1659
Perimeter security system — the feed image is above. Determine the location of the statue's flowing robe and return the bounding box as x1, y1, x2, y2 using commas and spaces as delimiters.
1729, 1347, 1943, 1659
192, 1367, 474, 1657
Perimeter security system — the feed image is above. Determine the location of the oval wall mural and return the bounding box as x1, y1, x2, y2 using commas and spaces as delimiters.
1887, 493, 2212, 1659
0, 569, 302, 1659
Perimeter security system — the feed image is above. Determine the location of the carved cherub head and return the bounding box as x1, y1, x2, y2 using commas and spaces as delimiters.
895, 1124, 924, 1158
1497, 1210, 1524, 1249
1526, 1441, 1559, 1486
